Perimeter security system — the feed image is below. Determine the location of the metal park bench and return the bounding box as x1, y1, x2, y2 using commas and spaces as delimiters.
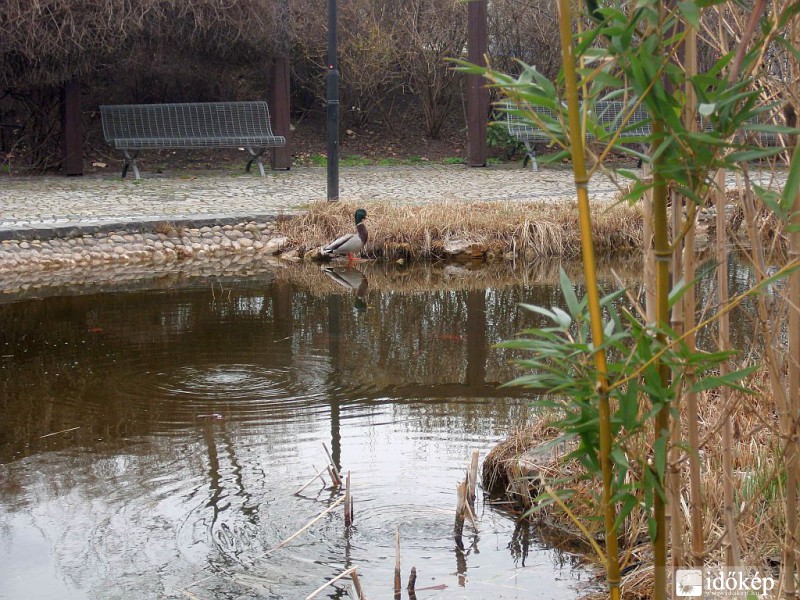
99, 101, 286, 180
503, 100, 649, 170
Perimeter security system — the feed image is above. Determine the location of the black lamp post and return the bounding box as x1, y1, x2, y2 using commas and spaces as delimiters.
326, 0, 339, 200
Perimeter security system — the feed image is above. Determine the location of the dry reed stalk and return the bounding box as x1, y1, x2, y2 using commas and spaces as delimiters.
716, 169, 742, 568
789, 140, 800, 599
262, 496, 346, 557
468, 449, 479, 505
304, 566, 359, 600
668, 186, 686, 569
739, 177, 798, 596
394, 527, 401, 600
344, 471, 352, 527
351, 569, 366, 600
294, 465, 329, 495
322, 442, 342, 487
407, 566, 417, 595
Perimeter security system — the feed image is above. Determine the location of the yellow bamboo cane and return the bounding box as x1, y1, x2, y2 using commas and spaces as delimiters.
556, 1, 620, 598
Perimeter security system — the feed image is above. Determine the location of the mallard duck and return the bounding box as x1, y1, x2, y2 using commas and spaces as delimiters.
322, 208, 368, 266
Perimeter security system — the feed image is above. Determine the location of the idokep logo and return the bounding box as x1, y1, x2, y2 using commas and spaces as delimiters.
674, 568, 777, 598
675, 569, 703, 597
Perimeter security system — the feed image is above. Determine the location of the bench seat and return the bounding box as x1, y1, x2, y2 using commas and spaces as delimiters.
111, 135, 286, 150
100, 101, 286, 179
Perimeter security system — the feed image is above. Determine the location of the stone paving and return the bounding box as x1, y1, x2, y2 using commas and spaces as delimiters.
0, 163, 789, 290
0, 164, 628, 239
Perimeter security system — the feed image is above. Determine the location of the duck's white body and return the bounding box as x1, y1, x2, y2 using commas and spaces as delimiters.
322, 209, 368, 263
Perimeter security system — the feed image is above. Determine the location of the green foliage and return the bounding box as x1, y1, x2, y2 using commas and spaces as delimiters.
487, 118, 524, 159
501, 270, 756, 540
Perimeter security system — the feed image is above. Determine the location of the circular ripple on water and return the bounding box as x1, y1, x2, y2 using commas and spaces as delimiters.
110, 353, 335, 426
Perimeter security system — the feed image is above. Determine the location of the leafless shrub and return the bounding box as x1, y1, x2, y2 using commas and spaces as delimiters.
488, 0, 561, 80
397, 0, 467, 138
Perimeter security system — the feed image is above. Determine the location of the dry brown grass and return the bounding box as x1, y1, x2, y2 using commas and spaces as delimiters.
278, 199, 643, 261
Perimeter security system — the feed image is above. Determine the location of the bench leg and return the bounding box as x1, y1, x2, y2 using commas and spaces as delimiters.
245, 147, 266, 177
523, 141, 538, 171
122, 150, 141, 180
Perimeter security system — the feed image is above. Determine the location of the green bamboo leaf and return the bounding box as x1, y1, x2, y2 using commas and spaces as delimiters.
610, 446, 629, 470
619, 382, 640, 430
689, 364, 759, 394
559, 268, 580, 317
518, 303, 559, 322
614, 493, 640, 531
782, 141, 800, 214
678, 0, 700, 28
552, 307, 573, 329
698, 103, 715, 117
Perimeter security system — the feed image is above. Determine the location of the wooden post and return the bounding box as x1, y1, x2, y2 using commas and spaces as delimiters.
60, 76, 83, 176
466, 0, 488, 167
271, 54, 292, 170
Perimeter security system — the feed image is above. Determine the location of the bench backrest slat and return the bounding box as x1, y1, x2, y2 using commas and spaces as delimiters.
100, 101, 275, 141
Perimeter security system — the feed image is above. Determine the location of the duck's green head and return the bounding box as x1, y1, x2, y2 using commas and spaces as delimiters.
354, 208, 367, 224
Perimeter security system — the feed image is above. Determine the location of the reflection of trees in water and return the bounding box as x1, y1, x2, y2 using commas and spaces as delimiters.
0, 259, 638, 463
694, 253, 788, 355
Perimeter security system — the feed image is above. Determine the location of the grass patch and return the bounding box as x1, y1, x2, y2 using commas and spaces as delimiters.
278, 199, 643, 261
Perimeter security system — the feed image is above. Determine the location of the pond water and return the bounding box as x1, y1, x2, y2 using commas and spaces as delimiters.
1, 260, 615, 600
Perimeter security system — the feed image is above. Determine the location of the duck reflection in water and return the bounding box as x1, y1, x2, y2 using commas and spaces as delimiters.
322, 266, 369, 312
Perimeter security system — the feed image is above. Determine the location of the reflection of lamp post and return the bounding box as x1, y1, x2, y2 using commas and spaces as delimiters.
327, 0, 339, 201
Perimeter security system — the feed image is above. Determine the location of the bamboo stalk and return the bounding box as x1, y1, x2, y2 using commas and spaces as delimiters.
643, 171, 657, 325
651, 111, 671, 600
789, 140, 800, 599
683, 23, 705, 570
304, 566, 358, 600
556, 1, 620, 597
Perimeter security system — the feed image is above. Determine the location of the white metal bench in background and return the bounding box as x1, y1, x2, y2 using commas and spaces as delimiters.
504, 99, 786, 170
99, 101, 286, 180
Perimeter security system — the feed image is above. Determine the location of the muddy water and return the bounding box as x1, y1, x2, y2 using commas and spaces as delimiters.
0, 260, 613, 600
